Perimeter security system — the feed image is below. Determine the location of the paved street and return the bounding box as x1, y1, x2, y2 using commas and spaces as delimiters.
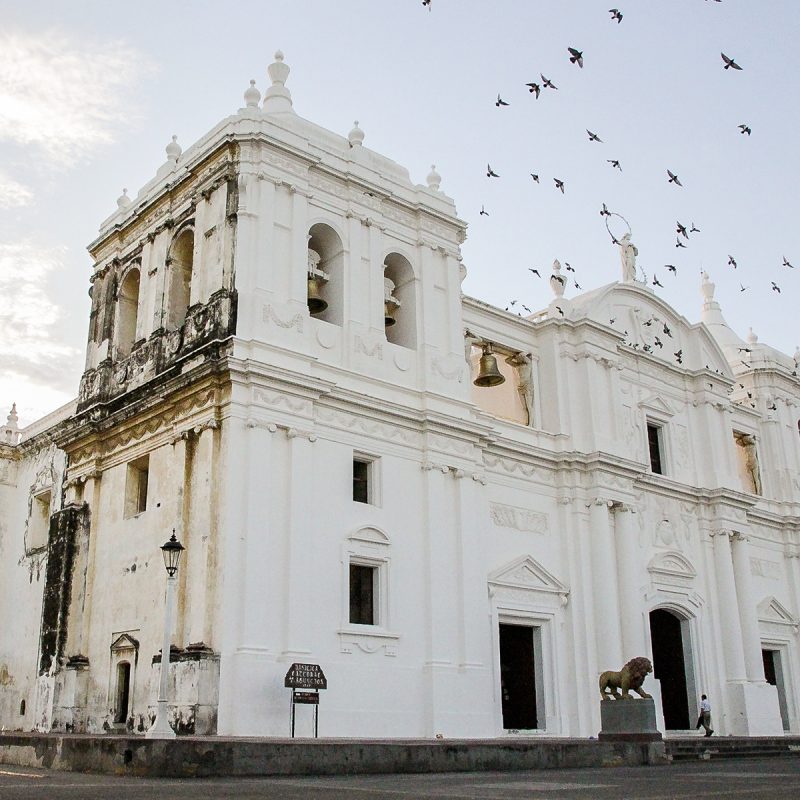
0, 758, 799, 799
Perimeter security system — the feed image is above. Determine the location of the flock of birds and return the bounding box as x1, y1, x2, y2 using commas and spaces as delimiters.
422, 1, 794, 354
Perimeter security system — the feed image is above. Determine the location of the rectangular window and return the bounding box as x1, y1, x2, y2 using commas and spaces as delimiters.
124, 455, 150, 517
27, 490, 52, 551
647, 423, 664, 474
349, 563, 376, 625
353, 458, 371, 503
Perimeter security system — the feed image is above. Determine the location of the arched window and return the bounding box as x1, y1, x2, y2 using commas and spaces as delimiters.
383, 253, 417, 349
307, 223, 344, 326
115, 267, 140, 358
165, 228, 194, 329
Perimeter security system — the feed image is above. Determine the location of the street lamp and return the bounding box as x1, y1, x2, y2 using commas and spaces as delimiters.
146, 531, 184, 739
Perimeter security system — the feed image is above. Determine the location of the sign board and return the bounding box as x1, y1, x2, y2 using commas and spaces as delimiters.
284, 663, 327, 690
293, 691, 320, 705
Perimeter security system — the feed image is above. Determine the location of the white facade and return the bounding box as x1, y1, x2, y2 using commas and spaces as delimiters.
1, 54, 799, 739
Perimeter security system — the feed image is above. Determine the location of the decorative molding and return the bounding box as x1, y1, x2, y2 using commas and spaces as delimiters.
316, 406, 420, 446
253, 388, 313, 416
430, 354, 464, 383
751, 557, 781, 580
489, 503, 548, 534
354, 335, 383, 360
262, 304, 304, 332
757, 596, 798, 632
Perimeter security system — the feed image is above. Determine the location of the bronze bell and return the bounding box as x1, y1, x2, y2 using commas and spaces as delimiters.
384, 300, 398, 327
474, 345, 505, 387
307, 276, 328, 314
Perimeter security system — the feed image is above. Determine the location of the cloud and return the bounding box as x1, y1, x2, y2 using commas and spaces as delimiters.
0, 242, 81, 398
0, 29, 154, 166
0, 170, 34, 208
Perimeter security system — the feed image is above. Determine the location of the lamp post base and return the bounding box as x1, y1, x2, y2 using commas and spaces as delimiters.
145, 700, 176, 739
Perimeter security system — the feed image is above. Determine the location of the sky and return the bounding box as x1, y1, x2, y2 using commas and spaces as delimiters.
1, 0, 798, 427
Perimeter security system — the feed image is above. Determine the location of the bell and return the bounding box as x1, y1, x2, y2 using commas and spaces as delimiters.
384, 300, 397, 327
474, 346, 505, 387
307, 276, 328, 314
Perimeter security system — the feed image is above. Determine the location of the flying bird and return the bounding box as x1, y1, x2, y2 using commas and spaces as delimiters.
690, 222, 701, 233
609, 8, 623, 23
554, 178, 565, 193
728, 255, 737, 268
487, 164, 499, 178
530, 173, 539, 183
587, 129, 602, 142
496, 94, 509, 107
738, 124, 752, 135
565, 262, 575, 272
526, 82, 541, 98
422, 0, 431, 8
675, 237, 687, 248
653, 275, 664, 288
541, 74, 558, 90
674, 349, 683, 364
739, 283, 749, 292
607, 159, 622, 170
783, 256, 794, 268
771, 282, 781, 293
529, 268, 541, 277
721, 52, 743, 70
600, 203, 611, 216
654, 337, 663, 348
555, 305, 565, 317
574, 280, 582, 290
667, 170, 683, 186
676, 221, 688, 239
479, 205, 489, 216
663, 323, 672, 337
665, 264, 677, 274
568, 47, 584, 68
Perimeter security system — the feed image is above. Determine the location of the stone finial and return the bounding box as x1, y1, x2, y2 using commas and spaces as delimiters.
263, 50, 294, 113
165, 135, 182, 163
793, 345, 800, 364
550, 259, 565, 299
747, 327, 758, 345
348, 121, 365, 148
244, 79, 261, 108
3, 403, 19, 444
701, 271, 715, 302
426, 164, 442, 191
116, 188, 132, 208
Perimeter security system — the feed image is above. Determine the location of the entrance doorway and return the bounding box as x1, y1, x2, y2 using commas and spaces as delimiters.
114, 662, 131, 724
649, 609, 691, 729
499, 623, 539, 729
762, 649, 790, 731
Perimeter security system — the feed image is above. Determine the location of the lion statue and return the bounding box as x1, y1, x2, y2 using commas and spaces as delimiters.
599, 657, 653, 701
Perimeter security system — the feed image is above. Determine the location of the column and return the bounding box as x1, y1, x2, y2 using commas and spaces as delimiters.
422, 462, 459, 733
614, 504, 646, 659
77, 470, 103, 656
711, 529, 747, 681
283, 429, 314, 656
731, 533, 767, 682
589, 498, 623, 671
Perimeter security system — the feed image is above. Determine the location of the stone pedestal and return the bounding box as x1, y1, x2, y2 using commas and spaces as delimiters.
598, 698, 662, 741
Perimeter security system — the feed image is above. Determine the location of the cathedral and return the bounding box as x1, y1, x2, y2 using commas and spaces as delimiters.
1, 53, 798, 740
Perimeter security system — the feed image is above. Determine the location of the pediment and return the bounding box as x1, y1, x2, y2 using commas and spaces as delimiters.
648, 551, 696, 580
488, 554, 568, 596
348, 526, 390, 546
110, 633, 139, 653
638, 394, 678, 418
758, 596, 798, 627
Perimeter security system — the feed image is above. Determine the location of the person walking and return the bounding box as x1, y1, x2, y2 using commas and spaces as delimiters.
697, 694, 714, 737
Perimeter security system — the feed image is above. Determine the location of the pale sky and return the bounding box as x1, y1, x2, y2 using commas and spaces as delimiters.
1, 0, 798, 427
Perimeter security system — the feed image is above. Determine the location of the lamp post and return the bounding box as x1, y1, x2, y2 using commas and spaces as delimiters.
146, 531, 184, 739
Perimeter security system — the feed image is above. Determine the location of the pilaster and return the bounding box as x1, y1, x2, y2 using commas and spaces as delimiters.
589, 497, 623, 670
731, 532, 767, 682
614, 503, 646, 659
711, 529, 747, 681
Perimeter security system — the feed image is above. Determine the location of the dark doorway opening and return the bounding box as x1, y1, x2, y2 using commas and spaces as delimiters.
649, 609, 690, 729
763, 649, 790, 731
115, 662, 131, 724
499, 623, 538, 729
